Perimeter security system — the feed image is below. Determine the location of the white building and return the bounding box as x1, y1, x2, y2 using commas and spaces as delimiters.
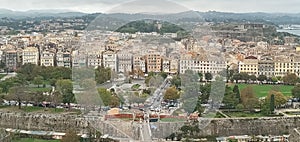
162, 58, 170, 73
133, 55, 146, 73
102, 50, 117, 71
117, 52, 133, 73
56, 51, 71, 68
22, 46, 39, 65
40, 51, 55, 66
180, 52, 226, 75
87, 50, 103, 68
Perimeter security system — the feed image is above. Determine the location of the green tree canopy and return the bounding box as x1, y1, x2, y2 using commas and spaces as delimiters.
33, 76, 43, 88
240, 86, 259, 110
204, 72, 213, 81
164, 86, 180, 100
292, 84, 300, 98
56, 79, 75, 106
266, 90, 287, 108
257, 75, 267, 83
282, 73, 298, 85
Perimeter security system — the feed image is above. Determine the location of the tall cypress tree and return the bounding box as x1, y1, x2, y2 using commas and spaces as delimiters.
270, 94, 275, 113
233, 85, 241, 103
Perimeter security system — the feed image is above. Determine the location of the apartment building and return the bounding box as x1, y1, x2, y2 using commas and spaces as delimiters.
258, 57, 274, 77
293, 56, 300, 76
274, 56, 294, 77
3, 49, 18, 71
117, 52, 132, 73
180, 52, 226, 75
133, 55, 146, 73
22, 46, 39, 65
87, 50, 102, 68
170, 59, 179, 74
238, 56, 258, 76
56, 51, 71, 68
102, 50, 117, 71
146, 53, 162, 73
162, 58, 170, 73
40, 51, 55, 66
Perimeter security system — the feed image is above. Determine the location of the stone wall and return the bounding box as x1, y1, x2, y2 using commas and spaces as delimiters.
1, 111, 300, 141
151, 117, 300, 138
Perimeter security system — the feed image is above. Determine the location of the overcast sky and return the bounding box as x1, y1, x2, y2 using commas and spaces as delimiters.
1, 0, 300, 13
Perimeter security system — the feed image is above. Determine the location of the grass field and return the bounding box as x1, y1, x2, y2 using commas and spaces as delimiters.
28, 87, 52, 92
224, 111, 266, 117
12, 138, 60, 142
0, 106, 79, 114
229, 84, 294, 98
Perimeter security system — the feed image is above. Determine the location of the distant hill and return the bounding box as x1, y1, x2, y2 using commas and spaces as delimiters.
86, 11, 300, 26
0, 9, 87, 18
1, 9, 300, 25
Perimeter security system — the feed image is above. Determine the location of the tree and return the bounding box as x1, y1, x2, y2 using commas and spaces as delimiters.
232, 85, 241, 103
232, 73, 242, 83
171, 75, 181, 88
198, 72, 203, 82
56, 79, 74, 109
61, 129, 80, 142
95, 66, 111, 84
7, 86, 29, 109
292, 84, 300, 98
282, 73, 298, 85
51, 91, 63, 109
270, 94, 275, 112
249, 75, 257, 83
159, 72, 168, 79
257, 75, 267, 84
164, 86, 180, 100
240, 86, 259, 110
204, 72, 212, 81
98, 88, 112, 106
222, 86, 239, 109
265, 90, 287, 108
271, 76, 278, 84
240, 72, 250, 83
33, 76, 43, 88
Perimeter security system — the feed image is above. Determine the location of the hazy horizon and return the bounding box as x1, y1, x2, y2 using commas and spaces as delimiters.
0, 0, 300, 14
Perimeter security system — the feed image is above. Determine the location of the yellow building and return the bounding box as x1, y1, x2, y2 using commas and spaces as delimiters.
22, 46, 39, 65
296, 46, 300, 52
274, 56, 294, 77
238, 56, 258, 76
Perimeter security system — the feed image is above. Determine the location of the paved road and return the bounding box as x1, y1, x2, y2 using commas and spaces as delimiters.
146, 78, 171, 110
139, 77, 171, 141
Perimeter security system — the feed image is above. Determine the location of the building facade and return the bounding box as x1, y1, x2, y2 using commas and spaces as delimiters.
146, 53, 162, 73
40, 51, 55, 66
22, 46, 39, 65
117, 52, 132, 73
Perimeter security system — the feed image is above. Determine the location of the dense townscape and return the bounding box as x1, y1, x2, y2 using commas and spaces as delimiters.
1, 4, 300, 142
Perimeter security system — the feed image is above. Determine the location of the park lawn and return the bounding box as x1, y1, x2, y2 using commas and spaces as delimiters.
229, 84, 294, 98
224, 111, 266, 118
12, 138, 60, 142
0, 106, 79, 114
28, 87, 52, 92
